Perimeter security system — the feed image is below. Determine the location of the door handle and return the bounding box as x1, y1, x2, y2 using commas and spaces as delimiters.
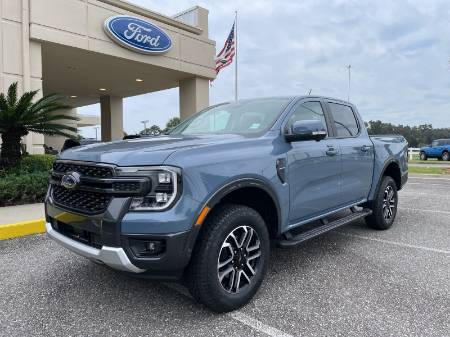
361, 145, 372, 152
326, 148, 338, 156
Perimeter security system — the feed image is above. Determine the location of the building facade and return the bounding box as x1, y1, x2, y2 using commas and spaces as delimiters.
0, 0, 216, 153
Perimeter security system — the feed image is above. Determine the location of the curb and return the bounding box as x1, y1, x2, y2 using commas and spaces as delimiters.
0, 218, 46, 240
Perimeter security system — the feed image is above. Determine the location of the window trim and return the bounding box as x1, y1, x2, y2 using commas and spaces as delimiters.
325, 101, 361, 139
280, 99, 332, 141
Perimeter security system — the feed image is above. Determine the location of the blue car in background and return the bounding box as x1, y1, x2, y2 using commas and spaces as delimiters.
420, 139, 450, 161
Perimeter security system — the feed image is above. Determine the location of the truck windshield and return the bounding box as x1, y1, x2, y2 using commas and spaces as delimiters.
169, 98, 291, 136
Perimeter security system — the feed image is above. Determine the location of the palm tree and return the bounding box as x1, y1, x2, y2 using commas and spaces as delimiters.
0, 82, 79, 166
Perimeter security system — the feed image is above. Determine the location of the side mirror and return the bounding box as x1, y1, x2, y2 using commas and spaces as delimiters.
285, 120, 327, 142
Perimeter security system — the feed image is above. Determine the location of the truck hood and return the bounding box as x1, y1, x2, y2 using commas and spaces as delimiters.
58, 134, 247, 166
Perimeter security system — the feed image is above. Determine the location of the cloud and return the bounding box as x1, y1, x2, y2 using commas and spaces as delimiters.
79, 0, 450, 138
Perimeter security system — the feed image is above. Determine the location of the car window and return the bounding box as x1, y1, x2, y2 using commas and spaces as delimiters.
432, 140, 438, 146
286, 101, 328, 135
328, 103, 359, 137
170, 98, 291, 136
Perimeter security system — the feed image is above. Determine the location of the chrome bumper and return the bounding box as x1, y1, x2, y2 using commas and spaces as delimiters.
46, 222, 145, 273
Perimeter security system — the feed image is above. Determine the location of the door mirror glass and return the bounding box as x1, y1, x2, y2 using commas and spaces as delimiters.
285, 120, 327, 142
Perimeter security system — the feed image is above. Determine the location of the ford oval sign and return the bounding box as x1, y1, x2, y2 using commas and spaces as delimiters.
104, 15, 172, 54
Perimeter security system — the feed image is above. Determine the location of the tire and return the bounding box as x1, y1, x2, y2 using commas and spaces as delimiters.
419, 152, 427, 161
366, 176, 398, 230
442, 151, 450, 161
187, 204, 270, 313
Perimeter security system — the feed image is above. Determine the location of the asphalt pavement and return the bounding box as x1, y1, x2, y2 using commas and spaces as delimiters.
0, 174, 449, 337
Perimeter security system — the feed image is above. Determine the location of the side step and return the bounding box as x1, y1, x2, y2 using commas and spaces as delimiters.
278, 208, 372, 248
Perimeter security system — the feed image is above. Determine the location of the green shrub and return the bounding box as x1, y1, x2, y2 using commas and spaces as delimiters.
0, 155, 55, 206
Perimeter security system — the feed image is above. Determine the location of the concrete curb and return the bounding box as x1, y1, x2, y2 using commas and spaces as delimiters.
0, 219, 46, 240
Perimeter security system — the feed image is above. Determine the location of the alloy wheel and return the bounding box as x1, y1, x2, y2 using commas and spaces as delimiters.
382, 185, 396, 220
217, 226, 261, 294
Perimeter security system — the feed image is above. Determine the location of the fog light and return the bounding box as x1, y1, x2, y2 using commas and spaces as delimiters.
129, 239, 165, 257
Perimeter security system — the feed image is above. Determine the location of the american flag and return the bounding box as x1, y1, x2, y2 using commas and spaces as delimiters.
215, 22, 236, 74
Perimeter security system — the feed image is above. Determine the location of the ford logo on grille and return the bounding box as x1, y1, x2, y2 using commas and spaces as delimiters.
104, 15, 172, 54
61, 172, 81, 190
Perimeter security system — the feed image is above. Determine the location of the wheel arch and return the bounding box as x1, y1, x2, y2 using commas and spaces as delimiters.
202, 178, 282, 239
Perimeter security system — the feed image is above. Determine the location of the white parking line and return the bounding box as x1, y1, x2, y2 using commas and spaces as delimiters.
399, 207, 450, 215
408, 177, 450, 181
400, 192, 450, 197
406, 182, 449, 187
229, 311, 294, 337
336, 232, 450, 255
164, 283, 294, 337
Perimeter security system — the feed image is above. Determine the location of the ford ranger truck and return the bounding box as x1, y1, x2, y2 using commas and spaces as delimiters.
45, 96, 408, 312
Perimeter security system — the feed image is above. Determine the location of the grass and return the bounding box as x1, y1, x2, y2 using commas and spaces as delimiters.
408, 166, 450, 175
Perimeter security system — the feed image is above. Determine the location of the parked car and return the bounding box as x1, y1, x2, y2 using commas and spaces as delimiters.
419, 139, 450, 161
45, 96, 408, 312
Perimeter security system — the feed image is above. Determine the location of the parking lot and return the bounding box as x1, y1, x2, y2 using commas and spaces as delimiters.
1, 174, 449, 337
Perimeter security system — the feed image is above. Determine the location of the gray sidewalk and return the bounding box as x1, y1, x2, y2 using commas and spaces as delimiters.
0, 203, 44, 225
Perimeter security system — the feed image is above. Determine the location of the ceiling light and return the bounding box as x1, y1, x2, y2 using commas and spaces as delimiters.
69, 95, 77, 98
99, 88, 106, 91
136, 78, 143, 82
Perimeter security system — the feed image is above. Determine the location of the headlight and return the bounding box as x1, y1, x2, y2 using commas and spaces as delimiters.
116, 166, 181, 211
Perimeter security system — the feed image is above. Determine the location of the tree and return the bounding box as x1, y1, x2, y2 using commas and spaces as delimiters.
0, 82, 79, 166
367, 120, 450, 147
163, 117, 181, 133
140, 124, 161, 136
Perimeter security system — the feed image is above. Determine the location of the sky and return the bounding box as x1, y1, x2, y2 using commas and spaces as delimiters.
79, 0, 450, 138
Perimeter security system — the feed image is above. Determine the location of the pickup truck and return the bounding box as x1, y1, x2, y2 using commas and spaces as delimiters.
419, 139, 450, 161
45, 96, 408, 312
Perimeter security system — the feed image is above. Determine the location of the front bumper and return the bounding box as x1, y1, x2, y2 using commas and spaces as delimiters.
46, 221, 144, 273
45, 195, 201, 279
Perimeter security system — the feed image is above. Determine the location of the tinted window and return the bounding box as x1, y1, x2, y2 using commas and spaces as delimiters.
170, 98, 290, 136
286, 101, 327, 135
329, 103, 359, 137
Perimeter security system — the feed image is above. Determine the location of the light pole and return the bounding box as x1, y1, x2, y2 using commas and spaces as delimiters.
347, 64, 351, 102
94, 126, 100, 140
141, 120, 149, 132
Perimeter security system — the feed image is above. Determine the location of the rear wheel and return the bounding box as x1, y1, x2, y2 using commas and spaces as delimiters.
442, 151, 450, 161
187, 204, 270, 312
420, 152, 427, 161
366, 176, 398, 230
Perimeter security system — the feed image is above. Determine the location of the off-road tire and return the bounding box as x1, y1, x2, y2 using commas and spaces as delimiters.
366, 176, 398, 230
186, 204, 270, 313
420, 152, 427, 161
442, 151, 449, 161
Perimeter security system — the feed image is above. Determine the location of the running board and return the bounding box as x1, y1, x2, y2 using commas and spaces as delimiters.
277, 208, 372, 248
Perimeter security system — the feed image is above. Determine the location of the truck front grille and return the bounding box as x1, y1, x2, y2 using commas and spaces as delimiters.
52, 185, 112, 214
53, 162, 114, 178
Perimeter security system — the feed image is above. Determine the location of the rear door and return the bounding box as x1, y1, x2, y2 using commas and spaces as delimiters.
285, 100, 342, 224
326, 101, 374, 204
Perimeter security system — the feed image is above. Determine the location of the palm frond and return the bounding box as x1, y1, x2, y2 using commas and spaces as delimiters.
7, 82, 18, 107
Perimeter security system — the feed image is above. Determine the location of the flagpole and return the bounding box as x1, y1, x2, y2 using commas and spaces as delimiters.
235, 10, 238, 101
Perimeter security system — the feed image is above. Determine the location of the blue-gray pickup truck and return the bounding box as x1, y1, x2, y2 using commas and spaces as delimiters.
45, 96, 408, 312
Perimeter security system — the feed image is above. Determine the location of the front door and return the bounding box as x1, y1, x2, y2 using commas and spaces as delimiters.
286, 100, 342, 224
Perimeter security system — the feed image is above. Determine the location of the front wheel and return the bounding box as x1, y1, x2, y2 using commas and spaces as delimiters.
420, 152, 427, 161
366, 176, 398, 230
187, 204, 270, 312
442, 151, 450, 161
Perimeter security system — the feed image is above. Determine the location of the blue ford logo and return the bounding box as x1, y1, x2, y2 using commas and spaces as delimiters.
61, 172, 81, 190
104, 15, 172, 54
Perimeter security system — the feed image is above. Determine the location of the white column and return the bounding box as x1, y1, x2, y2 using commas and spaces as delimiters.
179, 77, 209, 120
100, 95, 123, 141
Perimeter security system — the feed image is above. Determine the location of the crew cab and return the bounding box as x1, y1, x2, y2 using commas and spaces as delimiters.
45, 96, 408, 312
419, 139, 450, 161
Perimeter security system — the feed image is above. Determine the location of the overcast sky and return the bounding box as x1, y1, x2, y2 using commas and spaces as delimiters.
79, 0, 450, 138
